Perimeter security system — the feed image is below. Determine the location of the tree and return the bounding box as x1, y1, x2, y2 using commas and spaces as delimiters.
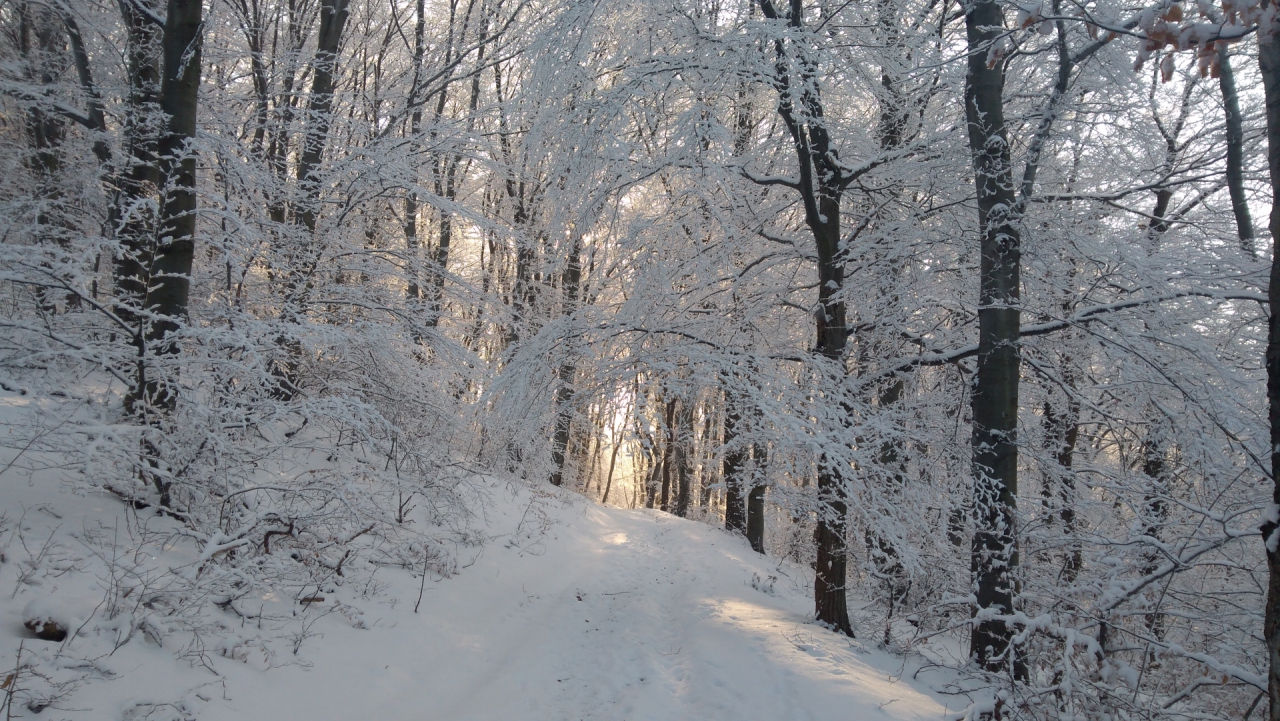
962, 0, 1024, 674
1257, 6, 1280, 717
746, 439, 767, 553
748, 0, 890, 638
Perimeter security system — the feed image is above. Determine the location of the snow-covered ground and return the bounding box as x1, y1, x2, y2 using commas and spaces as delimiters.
2, 458, 953, 719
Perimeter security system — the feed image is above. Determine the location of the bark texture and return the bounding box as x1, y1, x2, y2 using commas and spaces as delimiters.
963, 0, 1023, 676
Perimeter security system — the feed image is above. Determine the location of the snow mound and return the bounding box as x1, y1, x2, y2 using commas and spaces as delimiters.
21, 597, 76, 641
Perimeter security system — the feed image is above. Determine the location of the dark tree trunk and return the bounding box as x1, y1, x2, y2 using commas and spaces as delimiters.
601, 434, 620, 505
106, 0, 202, 507
61, 9, 110, 301
659, 399, 676, 511
746, 441, 767, 554
861, 0, 912, 622
964, 0, 1023, 677
673, 401, 693, 517
294, 0, 350, 234
867, 377, 908, 619
547, 388, 573, 476
18, 3, 75, 313
144, 0, 202, 403
20, 3, 69, 222
548, 237, 583, 487
1219, 47, 1256, 258
1146, 77, 1198, 246
636, 390, 658, 509
572, 416, 598, 492
697, 404, 714, 508
506, 236, 536, 348
809, 143, 853, 640
1042, 391, 1081, 583
403, 0, 426, 301
422, 6, 484, 330
645, 449, 660, 509
723, 399, 747, 533
1249, 16, 1280, 686
263, 7, 307, 227
493, 60, 538, 353
63, 13, 109, 164
1139, 413, 1170, 643
758, 0, 853, 638
269, 0, 349, 399
227, 0, 269, 162
723, 27, 753, 530
113, 0, 162, 368
1254, 18, 1280, 678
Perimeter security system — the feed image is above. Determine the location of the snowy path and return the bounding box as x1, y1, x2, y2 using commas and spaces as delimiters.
209, 486, 952, 721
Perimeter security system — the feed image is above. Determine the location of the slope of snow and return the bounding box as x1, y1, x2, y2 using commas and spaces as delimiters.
1, 454, 953, 719
198, 482, 952, 721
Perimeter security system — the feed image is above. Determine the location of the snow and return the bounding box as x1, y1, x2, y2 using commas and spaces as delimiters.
20, 597, 75, 631
204, 490, 950, 721
1, 466, 951, 719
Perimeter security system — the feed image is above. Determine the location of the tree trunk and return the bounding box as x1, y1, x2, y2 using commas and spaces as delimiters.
673, 400, 693, 517
62, 10, 110, 301
19, 2, 75, 313
20, 3, 69, 228
423, 8, 484, 329
547, 360, 575, 486
867, 377, 908, 619
109, 0, 202, 507
645, 448, 660, 509
1139, 412, 1170, 644
659, 398, 676, 511
1219, 47, 1256, 257
746, 441, 767, 554
403, 0, 426, 301
145, 0, 202, 401
63, 13, 110, 164
723, 399, 746, 533
1145, 76, 1198, 246
860, 0, 912, 620
1042, 390, 1081, 583
964, 0, 1024, 677
601, 434, 621, 505
571, 418, 596, 492
548, 236, 583, 486
294, 0, 350, 234
494, 59, 538, 353
113, 0, 162, 400
268, 0, 349, 399
635, 390, 658, 509
264, 8, 307, 227
1257, 14, 1280, 678
756, 0, 853, 637
697, 403, 714, 508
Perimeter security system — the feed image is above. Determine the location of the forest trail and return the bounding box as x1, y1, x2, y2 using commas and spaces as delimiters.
205, 482, 953, 721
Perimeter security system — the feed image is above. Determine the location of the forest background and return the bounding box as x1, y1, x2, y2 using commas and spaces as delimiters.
1, 0, 1277, 717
